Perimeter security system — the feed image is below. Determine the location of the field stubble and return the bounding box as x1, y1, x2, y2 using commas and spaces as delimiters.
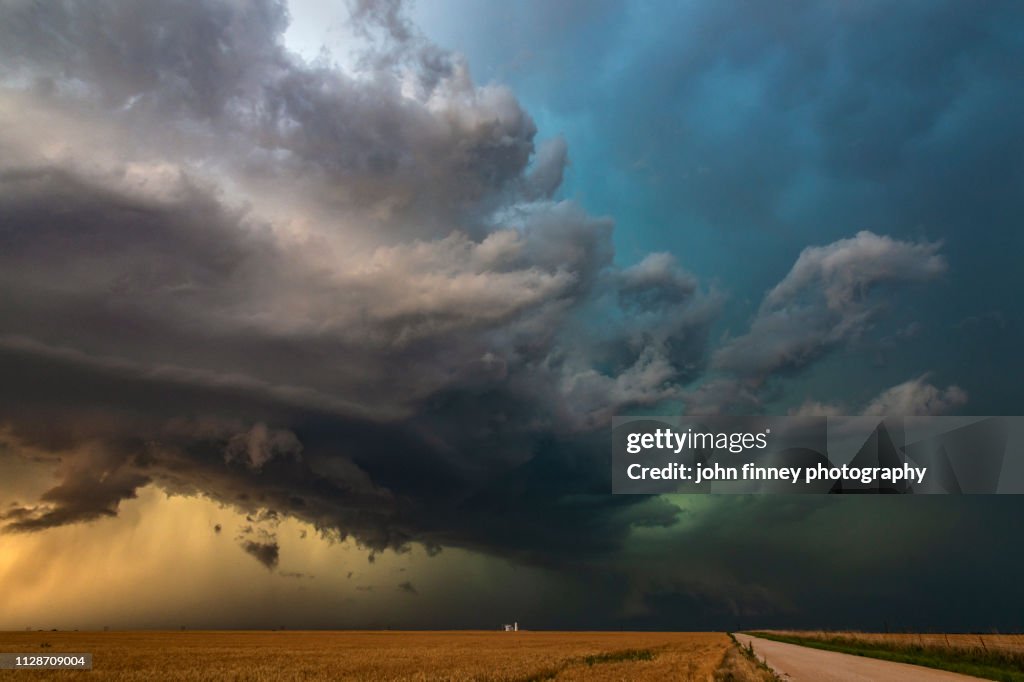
0, 630, 732, 681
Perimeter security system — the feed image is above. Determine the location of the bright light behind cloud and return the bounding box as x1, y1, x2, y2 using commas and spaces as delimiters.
0, 479, 565, 630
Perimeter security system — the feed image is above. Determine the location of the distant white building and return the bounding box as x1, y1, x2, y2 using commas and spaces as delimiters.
502, 622, 519, 632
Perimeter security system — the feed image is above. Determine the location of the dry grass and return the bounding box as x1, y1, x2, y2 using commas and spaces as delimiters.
0, 631, 730, 681
712, 640, 778, 682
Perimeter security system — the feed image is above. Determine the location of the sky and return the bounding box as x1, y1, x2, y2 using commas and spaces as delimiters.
0, 0, 1022, 631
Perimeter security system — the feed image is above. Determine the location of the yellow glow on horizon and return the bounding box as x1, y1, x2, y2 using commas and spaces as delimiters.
0, 483, 561, 630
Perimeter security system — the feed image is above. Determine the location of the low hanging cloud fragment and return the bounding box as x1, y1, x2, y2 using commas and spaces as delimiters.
713, 231, 946, 382
689, 231, 950, 416
242, 540, 280, 571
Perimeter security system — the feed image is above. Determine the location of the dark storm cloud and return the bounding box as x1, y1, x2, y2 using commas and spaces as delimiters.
242, 540, 280, 571
0, 0, 1004, 629
526, 0, 1023, 415
610, 495, 1024, 632
0, 0, 288, 120
0, 0, 718, 563
0, 446, 149, 532
684, 232, 953, 415
711, 231, 946, 381
555, 0, 1024, 238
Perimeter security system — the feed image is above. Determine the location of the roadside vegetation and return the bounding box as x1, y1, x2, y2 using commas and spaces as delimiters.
748, 630, 1024, 682
713, 634, 780, 682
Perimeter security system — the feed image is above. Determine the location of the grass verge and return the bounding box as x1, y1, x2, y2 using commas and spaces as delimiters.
747, 631, 1024, 682
713, 634, 780, 682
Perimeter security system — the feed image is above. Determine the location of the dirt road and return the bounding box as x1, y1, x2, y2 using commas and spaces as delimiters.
732, 634, 985, 682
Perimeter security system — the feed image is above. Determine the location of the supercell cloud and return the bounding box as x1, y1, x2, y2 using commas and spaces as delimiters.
0, 0, 1021, 630
0, 0, 715, 557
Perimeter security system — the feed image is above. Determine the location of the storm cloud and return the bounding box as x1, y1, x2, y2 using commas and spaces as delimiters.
0, 0, 1020, 628
0, 0, 715, 561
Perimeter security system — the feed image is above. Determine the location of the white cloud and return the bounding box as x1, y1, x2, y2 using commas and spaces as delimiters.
862, 375, 968, 416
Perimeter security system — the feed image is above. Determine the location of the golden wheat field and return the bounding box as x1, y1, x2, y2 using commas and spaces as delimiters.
0, 630, 732, 681
770, 629, 1024, 655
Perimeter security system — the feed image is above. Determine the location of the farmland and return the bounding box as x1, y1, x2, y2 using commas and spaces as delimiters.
0, 630, 734, 681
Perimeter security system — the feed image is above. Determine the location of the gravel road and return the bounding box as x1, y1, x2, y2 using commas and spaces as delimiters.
732, 634, 985, 682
